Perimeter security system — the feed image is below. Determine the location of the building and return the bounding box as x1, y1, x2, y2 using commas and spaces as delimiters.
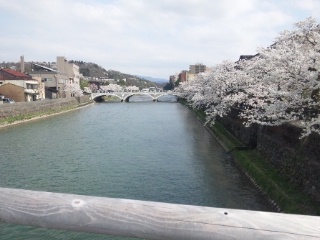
64, 58, 81, 97
0, 68, 44, 102
28, 56, 81, 98
189, 63, 206, 74
169, 75, 176, 84
187, 73, 197, 82
29, 63, 62, 99
169, 63, 207, 86
178, 70, 189, 83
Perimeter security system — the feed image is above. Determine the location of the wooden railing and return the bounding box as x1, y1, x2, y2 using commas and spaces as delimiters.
0, 187, 319, 239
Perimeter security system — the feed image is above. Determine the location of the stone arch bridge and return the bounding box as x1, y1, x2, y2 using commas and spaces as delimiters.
91, 91, 178, 102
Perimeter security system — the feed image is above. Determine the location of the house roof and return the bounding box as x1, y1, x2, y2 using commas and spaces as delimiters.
0, 68, 32, 79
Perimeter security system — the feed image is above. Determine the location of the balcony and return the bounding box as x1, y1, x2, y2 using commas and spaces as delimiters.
24, 89, 39, 95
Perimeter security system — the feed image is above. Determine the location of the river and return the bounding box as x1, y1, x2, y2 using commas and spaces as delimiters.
0, 97, 273, 239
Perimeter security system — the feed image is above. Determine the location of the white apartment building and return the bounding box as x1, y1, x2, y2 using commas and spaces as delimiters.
189, 63, 206, 74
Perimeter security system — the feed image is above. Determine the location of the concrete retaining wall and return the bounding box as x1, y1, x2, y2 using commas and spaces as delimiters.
0, 96, 92, 119
217, 108, 258, 148
217, 110, 320, 203
256, 124, 320, 202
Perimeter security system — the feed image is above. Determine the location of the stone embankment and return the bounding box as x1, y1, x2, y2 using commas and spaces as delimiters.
0, 95, 92, 125
218, 107, 320, 204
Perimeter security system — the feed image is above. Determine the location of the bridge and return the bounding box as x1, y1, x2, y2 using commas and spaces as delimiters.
91, 91, 178, 102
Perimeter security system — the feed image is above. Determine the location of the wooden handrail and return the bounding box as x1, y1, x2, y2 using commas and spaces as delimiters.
0, 187, 319, 239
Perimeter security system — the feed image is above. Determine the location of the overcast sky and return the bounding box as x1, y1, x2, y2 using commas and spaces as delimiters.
0, 0, 319, 79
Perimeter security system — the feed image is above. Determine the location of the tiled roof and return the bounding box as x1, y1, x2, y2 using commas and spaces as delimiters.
1, 68, 32, 79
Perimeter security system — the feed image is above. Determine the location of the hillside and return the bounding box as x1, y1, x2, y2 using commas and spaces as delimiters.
71, 61, 161, 89
0, 60, 162, 89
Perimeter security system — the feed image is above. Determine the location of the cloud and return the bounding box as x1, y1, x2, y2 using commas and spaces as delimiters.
0, 0, 318, 78
294, 0, 320, 17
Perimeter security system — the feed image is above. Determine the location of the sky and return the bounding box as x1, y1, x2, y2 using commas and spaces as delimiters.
0, 0, 319, 80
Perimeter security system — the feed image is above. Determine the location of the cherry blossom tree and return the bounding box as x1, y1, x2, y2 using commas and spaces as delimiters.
175, 73, 205, 104
63, 83, 83, 97
100, 83, 123, 92
239, 17, 320, 137
176, 60, 250, 125
176, 17, 320, 137
90, 83, 99, 92
125, 85, 139, 92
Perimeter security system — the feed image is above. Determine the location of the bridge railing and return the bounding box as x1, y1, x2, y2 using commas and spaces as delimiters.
91, 92, 178, 102
0, 187, 319, 240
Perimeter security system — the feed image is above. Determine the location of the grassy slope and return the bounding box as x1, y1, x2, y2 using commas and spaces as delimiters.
184, 101, 320, 216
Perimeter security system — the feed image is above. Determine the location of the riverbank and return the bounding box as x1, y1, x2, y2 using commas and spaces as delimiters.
180, 99, 320, 216
2, 97, 319, 215
0, 96, 93, 128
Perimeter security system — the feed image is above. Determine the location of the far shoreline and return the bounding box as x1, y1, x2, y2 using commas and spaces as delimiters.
0, 101, 94, 129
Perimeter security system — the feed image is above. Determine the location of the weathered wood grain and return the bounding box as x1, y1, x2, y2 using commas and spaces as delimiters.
0, 187, 319, 239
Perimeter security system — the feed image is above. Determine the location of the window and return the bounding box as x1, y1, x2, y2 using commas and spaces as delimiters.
26, 84, 38, 89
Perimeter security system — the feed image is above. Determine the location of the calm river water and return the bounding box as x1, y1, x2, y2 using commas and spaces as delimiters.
0, 97, 273, 239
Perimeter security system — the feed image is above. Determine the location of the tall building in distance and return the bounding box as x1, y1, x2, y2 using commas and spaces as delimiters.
189, 63, 206, 74
170, 63, 207, 86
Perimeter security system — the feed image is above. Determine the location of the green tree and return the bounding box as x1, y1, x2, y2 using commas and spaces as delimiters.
80, 78, 89, 90
80, 68, 90, 76
163, 81, 174, 90
118, 79, 126, 86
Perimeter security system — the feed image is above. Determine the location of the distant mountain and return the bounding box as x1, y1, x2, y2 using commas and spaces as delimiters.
138, 76, 168, 84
